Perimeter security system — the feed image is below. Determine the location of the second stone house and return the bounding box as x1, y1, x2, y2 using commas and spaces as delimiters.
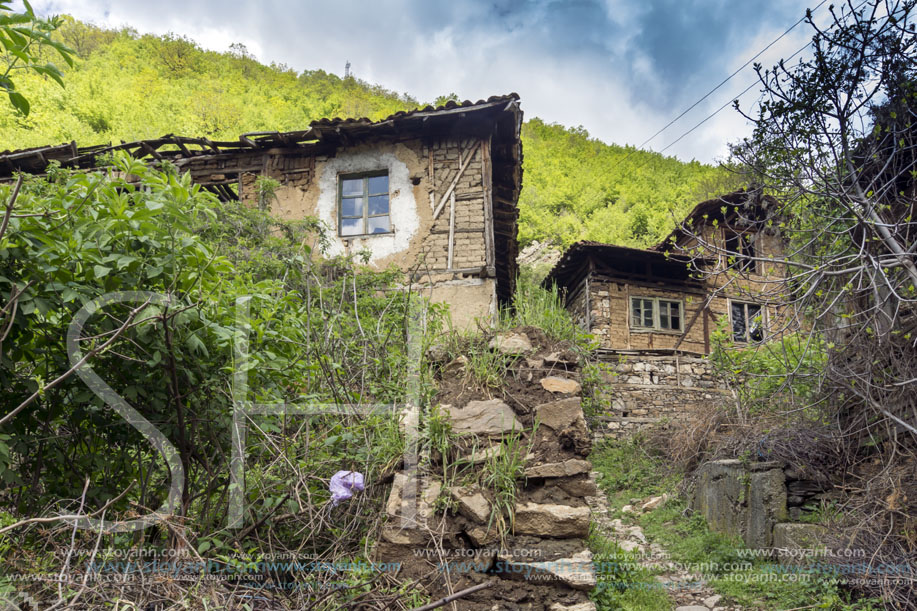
544, 190, 789, 437
545, 189, 787, 357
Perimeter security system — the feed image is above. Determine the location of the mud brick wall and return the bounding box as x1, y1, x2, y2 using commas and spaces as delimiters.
229, 136, 499, 327
590, 354, 730, 441
233, 137, 490, 276
422, 138, 488, 271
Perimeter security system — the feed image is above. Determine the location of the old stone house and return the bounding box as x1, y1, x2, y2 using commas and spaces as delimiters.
0, 94, 524, 327
546, 189, 785, 356
544, 190, 788, 436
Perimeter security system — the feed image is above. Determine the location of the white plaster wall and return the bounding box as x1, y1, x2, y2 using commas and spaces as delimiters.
315, 149, 418, 262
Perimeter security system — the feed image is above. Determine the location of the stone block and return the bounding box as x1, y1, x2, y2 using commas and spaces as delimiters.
514, 502, 590, 538
525, 459, 592, 478
535, 397, 586, 431
500, 549, 596, 590
692, 459, 787, 549
450, 485, 491, 524
540, 376, 582, 394
448, 399, 522, 437
772, 523, 827, 564
488, 332, 533, 354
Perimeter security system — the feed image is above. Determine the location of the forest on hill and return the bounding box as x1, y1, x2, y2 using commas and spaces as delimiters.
0, 18, 738, 250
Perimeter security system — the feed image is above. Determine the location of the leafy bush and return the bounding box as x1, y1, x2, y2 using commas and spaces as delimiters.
0, 157, 448, 606
709, 318, 828, 415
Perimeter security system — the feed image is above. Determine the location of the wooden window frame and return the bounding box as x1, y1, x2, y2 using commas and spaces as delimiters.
629, 296, 684, 334
729, 300, 765, 343
724, 228, 759, 273
338, 170, 391, 237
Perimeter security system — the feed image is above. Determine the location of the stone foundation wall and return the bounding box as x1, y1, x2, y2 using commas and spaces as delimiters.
589, 353, 731, 440
691, 459, 834, 557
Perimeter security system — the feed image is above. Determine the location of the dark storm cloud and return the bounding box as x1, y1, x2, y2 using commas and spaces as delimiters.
623, 0, 801, 109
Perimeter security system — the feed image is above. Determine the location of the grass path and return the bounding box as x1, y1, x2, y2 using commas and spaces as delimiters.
585, 438, 881, 611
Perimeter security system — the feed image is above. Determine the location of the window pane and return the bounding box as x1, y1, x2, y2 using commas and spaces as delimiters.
341, 217, 362, 236
341, 178, 363, 196
731, 303, 746, 342
748, 305, 763, 341
341, 196, 362, 218
368, 195, 389, 216
741, 234, 754, 258
642, 300, 654, 327
367, 174, 388, 194
660, 301, 678, 330
368, 215, 390, 234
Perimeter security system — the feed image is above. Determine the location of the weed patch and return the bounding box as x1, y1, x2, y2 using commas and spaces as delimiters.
588, 527, 670, 611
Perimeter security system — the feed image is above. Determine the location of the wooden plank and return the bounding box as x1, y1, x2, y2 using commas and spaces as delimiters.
430, 228, 484, 235
481, 137, 494, 270
455, 191, 485, 201
589, 273, 706, 295
672, 296, 707, 352
169, 136, 192, 156
201, 137, 222, 154
140, 141, 163, 160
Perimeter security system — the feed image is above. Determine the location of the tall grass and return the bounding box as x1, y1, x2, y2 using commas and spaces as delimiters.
500, 274, 591, 345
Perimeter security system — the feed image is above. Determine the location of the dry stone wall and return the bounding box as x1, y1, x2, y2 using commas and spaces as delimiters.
590, 354, 731, 441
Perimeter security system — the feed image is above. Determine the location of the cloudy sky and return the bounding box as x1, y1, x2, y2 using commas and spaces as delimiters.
32, 0, 825, 164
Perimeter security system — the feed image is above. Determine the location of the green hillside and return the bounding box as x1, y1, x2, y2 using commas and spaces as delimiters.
0, 18, 738, 250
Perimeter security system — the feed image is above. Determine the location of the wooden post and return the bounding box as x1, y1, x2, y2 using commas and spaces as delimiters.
428, 145, 436, 211
447, 190, 456, 270
703, 304, 711, 354
585, 276, 591, 331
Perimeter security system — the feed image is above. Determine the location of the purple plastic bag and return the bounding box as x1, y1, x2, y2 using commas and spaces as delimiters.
329, 470, 365, 506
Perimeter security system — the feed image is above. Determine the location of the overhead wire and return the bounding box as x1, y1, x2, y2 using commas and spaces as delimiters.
654, 0, 871, 157
633, 0, 829, 154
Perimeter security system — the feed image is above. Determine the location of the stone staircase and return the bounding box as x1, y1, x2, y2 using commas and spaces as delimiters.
375, 329, 600, 610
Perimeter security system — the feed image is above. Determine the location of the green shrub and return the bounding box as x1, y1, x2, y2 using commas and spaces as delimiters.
709, 319, 827, 415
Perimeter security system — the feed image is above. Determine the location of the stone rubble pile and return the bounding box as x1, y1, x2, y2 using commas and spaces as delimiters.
375, 329, 600, 610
